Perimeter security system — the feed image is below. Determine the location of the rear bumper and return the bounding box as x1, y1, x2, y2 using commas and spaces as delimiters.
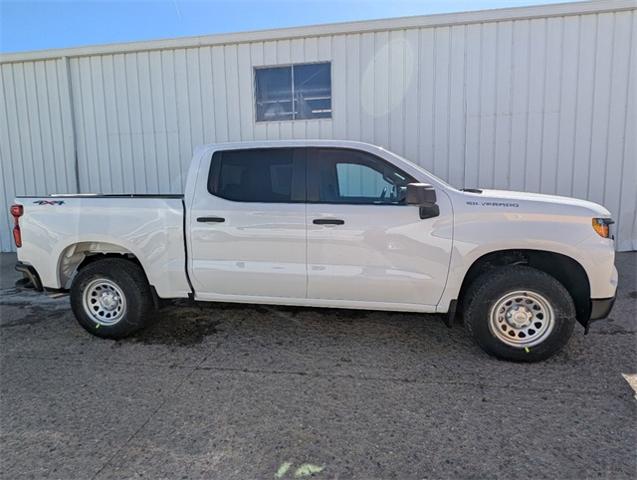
590, 297, 616, 321
15, 262, 43, 291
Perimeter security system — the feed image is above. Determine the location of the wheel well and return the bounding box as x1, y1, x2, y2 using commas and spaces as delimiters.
458, 249, 591, 323
57, 242, 144, 289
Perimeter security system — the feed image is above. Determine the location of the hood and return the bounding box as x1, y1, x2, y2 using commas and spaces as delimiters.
464, 189, 611, 217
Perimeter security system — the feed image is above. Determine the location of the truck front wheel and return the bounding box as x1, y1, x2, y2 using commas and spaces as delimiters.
70, 257, 154, 339
463, 265, 576, 362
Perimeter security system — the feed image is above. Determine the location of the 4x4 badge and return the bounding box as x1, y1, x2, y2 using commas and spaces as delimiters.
33, 200, 65, 205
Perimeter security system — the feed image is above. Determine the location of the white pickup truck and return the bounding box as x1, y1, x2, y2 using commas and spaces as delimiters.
11, 140, 617, 362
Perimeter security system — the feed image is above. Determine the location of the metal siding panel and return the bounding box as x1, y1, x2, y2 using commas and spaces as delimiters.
448, 24, 467, 188
198, 47, 216, 145
35, 62, 57, 193
15, 63, 39, 194
0, 67, 16, 251
345, 34, 362, 142
608, 11, 635, 250
619, 11, 636, 250
359, 32, 375, 144
3, 65, 27, 197
556, 15, 580, 197
539, 17, 563, 194
417, 28, 435, 173
389, 30, 406, 155
433, 27, 451, 180
524, 18, 547, 193
464, 23, 482, 188
112, 54, 136, 193
149, 50, 170, 193
588, 13, 615, 205
403, 29, 420, 164
224, 44, 242, 141
572, 14, 597, 201
186, 48, 204, 149
90, 56, 114, 193
138, 51, 159, 192
478, 23, 497, 187
331, 35, 347, 140
161, 50, 182, 191
493, 21, 513, 190
373, 31, 389, 148
237, 43, 254, 140
126, 52, 148, 192
70, 58, 89, 192
24, 62, 48, 194
509, 20, 531, 191
174, 49, 193, 184
56, 58, 77, 193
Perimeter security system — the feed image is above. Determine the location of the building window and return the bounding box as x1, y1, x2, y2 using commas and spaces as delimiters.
255, 62, 331, 122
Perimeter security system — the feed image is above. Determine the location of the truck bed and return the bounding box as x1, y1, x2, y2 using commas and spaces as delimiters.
14, 195, 191, 298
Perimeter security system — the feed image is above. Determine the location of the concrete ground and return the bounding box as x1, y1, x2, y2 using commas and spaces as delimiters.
0, 252, 635, 480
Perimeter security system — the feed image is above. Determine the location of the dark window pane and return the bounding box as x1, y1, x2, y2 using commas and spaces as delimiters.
311, 149, 414, 204
293, 63, 331, 119
255, 67, 293, 121
210, 149, 297, 203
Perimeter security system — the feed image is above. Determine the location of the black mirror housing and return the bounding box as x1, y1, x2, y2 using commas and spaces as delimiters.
406, 183, 437, 205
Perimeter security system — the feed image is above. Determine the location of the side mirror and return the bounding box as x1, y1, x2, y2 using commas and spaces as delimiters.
406, 183, 439, 220
406, 183, 437, 205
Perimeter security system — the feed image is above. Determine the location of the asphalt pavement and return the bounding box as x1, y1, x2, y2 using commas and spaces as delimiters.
0, 251, 635, 479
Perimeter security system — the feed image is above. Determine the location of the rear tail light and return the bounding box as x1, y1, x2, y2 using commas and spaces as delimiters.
10, 204, 23, 248
592, 217, 614, 239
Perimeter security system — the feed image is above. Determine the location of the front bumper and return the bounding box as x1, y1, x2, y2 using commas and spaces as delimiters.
590, 297, 616, 321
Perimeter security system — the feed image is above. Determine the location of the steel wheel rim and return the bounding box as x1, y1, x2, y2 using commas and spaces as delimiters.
488, 290, 555, 348
82, 278, 126, 326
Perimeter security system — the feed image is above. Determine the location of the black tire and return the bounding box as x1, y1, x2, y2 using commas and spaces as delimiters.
463, 265, 576, 362
70, 257, 155, 339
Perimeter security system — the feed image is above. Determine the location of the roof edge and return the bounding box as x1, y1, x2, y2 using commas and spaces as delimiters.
1, 0, 634, 64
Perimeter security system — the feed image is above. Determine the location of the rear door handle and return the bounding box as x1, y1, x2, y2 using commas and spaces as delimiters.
313, 218, 345, 225
197, 216, 225, 223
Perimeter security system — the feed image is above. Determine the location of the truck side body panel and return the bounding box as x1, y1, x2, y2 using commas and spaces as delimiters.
14, 197, 190, 298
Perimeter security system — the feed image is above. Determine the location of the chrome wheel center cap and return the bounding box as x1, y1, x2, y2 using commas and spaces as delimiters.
100, 292, 118, 310
506, 306, 532, 328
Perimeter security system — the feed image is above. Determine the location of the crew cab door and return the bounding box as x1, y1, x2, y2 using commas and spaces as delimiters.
188, 147, 307, 301
306, 147, 452, 308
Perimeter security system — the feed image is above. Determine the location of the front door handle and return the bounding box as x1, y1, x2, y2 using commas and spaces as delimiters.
313, 218, 345, 225
197, 216, 225, 223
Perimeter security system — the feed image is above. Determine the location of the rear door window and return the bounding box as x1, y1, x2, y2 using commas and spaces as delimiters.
208, 148, 305, 203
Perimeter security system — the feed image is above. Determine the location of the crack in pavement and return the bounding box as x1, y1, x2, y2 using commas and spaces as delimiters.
7, 352, 624, 400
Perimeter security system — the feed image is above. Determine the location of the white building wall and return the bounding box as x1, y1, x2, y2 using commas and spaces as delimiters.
1, 0, 635, 251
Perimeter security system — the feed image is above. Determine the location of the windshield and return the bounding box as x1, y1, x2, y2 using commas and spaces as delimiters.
385, 150, 456, 191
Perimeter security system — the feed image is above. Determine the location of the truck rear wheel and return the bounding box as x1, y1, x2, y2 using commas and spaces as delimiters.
70, 258, 154, 339
463, 265, 576, 362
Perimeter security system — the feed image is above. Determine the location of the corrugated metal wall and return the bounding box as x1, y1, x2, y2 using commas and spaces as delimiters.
1, 1, 635, 251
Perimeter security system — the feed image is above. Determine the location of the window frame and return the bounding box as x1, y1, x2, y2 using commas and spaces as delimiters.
306, 147, 417, 205
207, 148, 307, 204
253, 62, 332, 123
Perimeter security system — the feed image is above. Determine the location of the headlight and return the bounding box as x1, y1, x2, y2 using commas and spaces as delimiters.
592, 218, 614, 238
